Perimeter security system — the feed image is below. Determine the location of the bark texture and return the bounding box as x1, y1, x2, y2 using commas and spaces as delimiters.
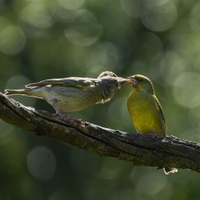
0, 92, 199, 173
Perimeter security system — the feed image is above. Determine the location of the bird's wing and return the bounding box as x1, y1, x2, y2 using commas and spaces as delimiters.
152, 95, 167, 130
26, 77, 98, 88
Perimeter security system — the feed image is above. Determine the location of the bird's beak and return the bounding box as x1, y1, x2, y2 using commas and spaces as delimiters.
126, 76, 137, 87
117, 77, 130, 85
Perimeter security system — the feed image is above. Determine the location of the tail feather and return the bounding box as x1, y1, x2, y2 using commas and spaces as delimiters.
4, 89, 31, 96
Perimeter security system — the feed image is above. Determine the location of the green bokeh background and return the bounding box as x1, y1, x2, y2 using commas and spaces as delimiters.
1, 0, 200, 199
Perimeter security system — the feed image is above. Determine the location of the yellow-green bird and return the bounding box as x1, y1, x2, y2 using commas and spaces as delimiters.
5, 71, 127, 118
127, 74, 178, 175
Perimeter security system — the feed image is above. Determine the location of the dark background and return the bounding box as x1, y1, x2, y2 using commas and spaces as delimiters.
0, 0, 200, 199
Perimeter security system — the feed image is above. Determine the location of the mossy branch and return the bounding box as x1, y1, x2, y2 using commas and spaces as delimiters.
0, 92, 199, 173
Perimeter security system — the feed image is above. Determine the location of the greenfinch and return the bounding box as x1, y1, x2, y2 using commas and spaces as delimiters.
127, 74, 178, 175
5, 71, 127, 116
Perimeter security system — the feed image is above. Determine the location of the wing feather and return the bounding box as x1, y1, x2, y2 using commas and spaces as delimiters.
152, 95, 167, 134
26, 77, 98, 89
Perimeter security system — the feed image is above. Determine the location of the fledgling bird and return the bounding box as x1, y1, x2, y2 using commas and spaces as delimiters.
127, 74, 178, 175
5, 71, 127, 118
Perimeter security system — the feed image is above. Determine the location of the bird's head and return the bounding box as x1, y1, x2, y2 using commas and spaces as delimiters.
98, 71, 118, 78
97, 71, 129, 101
127, 74, 155, 94
98, 71, 129, 86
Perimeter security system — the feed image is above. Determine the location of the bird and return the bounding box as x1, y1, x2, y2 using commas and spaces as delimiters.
5, 71, 127, 119
127, 74, 178, 175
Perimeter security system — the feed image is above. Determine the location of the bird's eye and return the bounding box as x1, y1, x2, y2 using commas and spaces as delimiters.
137, 78, 143, 82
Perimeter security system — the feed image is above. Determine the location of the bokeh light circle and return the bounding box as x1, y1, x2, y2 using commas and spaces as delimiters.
141, 0, 177, 32
189, 2, 200, 32
57, 0, 85, 10
64, 10, 102, 47
0, 25, 26, 55
27, 146, 56, 181
173, 72, 200, 108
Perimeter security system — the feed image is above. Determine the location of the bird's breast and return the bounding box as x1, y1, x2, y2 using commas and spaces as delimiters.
43, 86, 102, 112
127, 92, 160, 134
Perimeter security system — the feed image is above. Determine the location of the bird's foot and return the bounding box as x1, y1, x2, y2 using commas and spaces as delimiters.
150, 133, 165, 139
163, 167, 178, 175
150, 133, 159, 138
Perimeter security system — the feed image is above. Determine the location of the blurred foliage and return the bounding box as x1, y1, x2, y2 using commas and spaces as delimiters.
1, 0, 200, 199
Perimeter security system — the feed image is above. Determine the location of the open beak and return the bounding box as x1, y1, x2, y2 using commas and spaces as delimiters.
126, 76, 137, 87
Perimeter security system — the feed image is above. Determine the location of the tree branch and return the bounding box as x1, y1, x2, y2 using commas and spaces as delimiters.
0, 92, 199, 173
